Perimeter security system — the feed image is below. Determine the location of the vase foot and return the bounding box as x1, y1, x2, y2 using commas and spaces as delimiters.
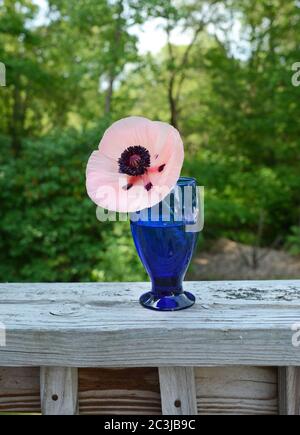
139, 291, 195, 311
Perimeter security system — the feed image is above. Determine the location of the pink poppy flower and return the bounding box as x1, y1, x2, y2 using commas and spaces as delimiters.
86, 116, 184, 213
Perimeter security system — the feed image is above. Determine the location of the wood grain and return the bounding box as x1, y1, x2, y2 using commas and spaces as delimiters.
40, 367, 78, 415
196, 367, 278, 415
0, 281, 299, 367
0, 367, 40, 413
0, 366, 289, 415
278, 367, 300, 415
159, 367, 197, 415
79, 368, 161, 415
0, 367, 161, 415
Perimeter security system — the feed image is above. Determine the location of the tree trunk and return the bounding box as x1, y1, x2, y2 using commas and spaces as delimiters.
168, 75, 179, 130
170, 100, 179, 130
105, 75, 115, 115
103, 0, 123, 115
10, 85, 24, 156
166, 21, 204, 131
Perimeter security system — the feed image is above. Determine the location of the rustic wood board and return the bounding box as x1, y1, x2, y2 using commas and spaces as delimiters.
0, 367, 161, 415
196, 367, 278, 415
278, 367, 300, 415
79, 368, 161, 415
0, 366, 281, 415
40, 367, 78, 415
159, 367, 197, 415
0, 367, 40, 413
0, 281, 299, 367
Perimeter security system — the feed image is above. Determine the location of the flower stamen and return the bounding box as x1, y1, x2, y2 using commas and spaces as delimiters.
123, 183, 133, 191
129, 154, 141, 168
142, 173, 153, 191
148, 164, 166, 174
145, 182, 153, 191
119, 146, 151, 176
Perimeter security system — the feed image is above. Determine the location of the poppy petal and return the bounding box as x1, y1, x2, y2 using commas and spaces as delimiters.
86, 117, 184, 212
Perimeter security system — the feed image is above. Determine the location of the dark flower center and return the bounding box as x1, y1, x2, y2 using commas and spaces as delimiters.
129, 154, 141, 168
118, 146, 151, 176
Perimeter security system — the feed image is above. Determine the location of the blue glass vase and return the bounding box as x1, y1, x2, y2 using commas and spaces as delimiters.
130, 177, 201, 311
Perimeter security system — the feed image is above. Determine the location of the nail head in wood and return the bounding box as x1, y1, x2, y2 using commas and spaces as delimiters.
40, 367, 78, 415
159, 367, 197, 415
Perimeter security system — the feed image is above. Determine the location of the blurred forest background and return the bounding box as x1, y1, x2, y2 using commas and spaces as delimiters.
0, 0, 300, 283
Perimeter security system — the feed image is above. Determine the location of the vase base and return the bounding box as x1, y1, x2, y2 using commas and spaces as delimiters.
139, 291, 195, 311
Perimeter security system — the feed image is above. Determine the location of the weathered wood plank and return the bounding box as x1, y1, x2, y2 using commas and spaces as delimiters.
0, 281, 299, 367
196, 367, 278, 415
159, 367, 197, 415
40, 367, 78, 415
0, 367, 161, 415
0, 366, 286, 416
0, 368, 40, 413
278, 367, 300, 415
79, 368, 161, 415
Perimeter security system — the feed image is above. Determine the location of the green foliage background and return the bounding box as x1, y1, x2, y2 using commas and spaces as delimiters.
0, 0, 299, 282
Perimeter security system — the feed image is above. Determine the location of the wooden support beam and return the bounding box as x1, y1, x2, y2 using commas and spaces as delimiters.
0, 366, 298, 415
278, 367, 300, 415
40, 367, 78, 415
159, 367, 197, 415
0, 367, 161, 415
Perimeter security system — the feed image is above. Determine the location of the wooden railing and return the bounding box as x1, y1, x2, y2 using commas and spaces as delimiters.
0, 281, 299, 415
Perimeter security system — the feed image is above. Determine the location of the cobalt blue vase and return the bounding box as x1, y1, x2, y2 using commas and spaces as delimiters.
130, 177, 201, 311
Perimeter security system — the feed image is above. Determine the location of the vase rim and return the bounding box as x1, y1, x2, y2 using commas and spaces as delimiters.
177, 176, 196, 186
